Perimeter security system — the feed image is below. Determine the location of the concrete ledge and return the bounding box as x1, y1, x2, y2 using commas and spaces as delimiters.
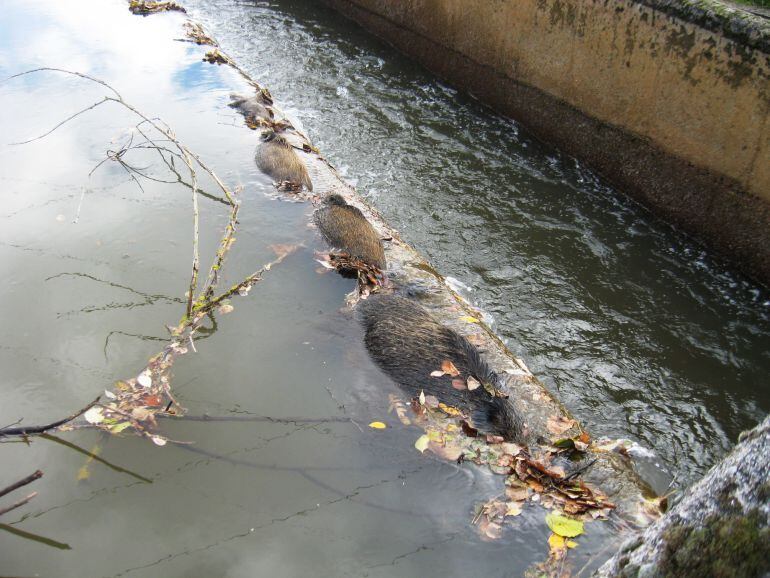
321, 0, 770, 286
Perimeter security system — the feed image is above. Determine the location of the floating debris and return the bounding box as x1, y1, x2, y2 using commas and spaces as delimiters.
128, 0, 186, 15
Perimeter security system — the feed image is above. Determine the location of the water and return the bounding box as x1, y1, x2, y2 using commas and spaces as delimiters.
0, 0, 767, 576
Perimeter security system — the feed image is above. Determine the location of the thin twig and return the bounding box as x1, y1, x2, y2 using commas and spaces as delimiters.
0, 492, 38, 517
0, 397, 100, 438
0, 470, 42, 499
183, 146, 200, 319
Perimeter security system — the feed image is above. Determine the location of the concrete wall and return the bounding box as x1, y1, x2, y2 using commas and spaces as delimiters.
322, 0, 770, 285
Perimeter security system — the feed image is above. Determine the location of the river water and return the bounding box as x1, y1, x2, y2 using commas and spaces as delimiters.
0, 0, 768, 576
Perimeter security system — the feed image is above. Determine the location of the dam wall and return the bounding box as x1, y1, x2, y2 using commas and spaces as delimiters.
322, 0, 770, 285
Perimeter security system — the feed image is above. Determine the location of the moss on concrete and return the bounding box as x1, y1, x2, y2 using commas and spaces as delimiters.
636, 0, 770, 53
654, 510, 770, 578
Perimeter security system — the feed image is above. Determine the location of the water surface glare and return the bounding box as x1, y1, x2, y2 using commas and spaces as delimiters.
0, 0, 768, 576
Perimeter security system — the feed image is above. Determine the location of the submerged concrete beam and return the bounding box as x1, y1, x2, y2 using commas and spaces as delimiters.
321, 0, 770, 286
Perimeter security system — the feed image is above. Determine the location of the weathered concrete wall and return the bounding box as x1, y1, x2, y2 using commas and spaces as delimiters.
322, 0, 770, 285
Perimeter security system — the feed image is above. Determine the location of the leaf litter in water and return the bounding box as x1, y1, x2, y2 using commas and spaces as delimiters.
545, 512, 584, 538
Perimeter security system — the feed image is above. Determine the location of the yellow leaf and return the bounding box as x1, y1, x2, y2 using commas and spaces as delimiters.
438, 403, 462, 416
546, 512, 584, 538
414, 434, 430, 453
368, 421, 387, 429
548, 533, 566, 551
460, 316, 480, 323
567, 540, 578, 549
110, 422, 132, 433
76, 465, 90, 481
505, 502, 523, 517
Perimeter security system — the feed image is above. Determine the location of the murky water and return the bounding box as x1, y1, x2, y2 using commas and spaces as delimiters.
0, 0, 768, 576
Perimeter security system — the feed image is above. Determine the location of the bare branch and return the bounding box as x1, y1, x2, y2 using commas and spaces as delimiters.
9, 97, 111, 145
0, 470, 43, 499
0, 397, 100, 438
0, 492, 38, 517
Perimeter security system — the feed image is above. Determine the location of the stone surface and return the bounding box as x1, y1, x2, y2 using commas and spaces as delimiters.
593, 415, 770, 577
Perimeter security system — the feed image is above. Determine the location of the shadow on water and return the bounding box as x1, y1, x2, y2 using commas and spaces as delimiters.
0, 0, 767, 576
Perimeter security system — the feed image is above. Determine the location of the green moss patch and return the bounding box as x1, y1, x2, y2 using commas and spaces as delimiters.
657, 510, 770, 577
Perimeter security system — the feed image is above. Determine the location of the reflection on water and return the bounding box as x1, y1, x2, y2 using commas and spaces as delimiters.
0, 0, 768, 576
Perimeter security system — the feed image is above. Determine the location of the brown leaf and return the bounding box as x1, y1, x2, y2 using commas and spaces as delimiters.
461, 420, 478, 437
486, 434, 505, 444
142, 394, 163, 407
467, 376, 481, 390
269, 243, 298, 260
478, 519, 502, 541
547, 415, 577, 435
527, 479, 545, 492
451, 378, 467, 390
424, 395, 440, 409
501, 442, 524, 456
505, 501, 523, 517
505, 486, 530, 502
441, 360, 460, 377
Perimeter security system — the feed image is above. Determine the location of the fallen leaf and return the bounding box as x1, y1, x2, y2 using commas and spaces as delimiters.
461, 420, 478, 437
110, 422, 132, 434
142, 394, 163, 407
77, 465, 90, 481
414, 434, 430, 453
438, 403, 462, 416
424, 395, 439, 408
547, 415, 576, 435
451, 378, 466, 390
104, 390, 117, 400
137, 372, 152, 388
527, 479, 545, 492
151, 435, 167, 446
545, 512, 584, 538
441, 360, 460, 376
501, 442, 523, 456
506, 487, 530, 502
505, 502, 523, 517
368, 421, 387, 429
467, 376, 481, 390
548, 533, 567, 551
459, 315, 480, 323
218, 302, 234, 314
84, 407, 104, 424
430, 370, 444, 377
419, 390, 426, 405
269, 243, 297, 259
131, 407, 152, 421
476, 517, 503, 541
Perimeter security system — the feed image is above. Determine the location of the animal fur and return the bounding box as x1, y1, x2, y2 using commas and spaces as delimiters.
255, 130, 313, 191
359, 294, 523, 441
314, 194, 386, 271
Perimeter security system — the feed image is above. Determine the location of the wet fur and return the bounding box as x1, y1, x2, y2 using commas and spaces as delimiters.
314, 194, 386, 270
359, 294, 523, 441
255, 130, 313, 191
229, 92, 273, 122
